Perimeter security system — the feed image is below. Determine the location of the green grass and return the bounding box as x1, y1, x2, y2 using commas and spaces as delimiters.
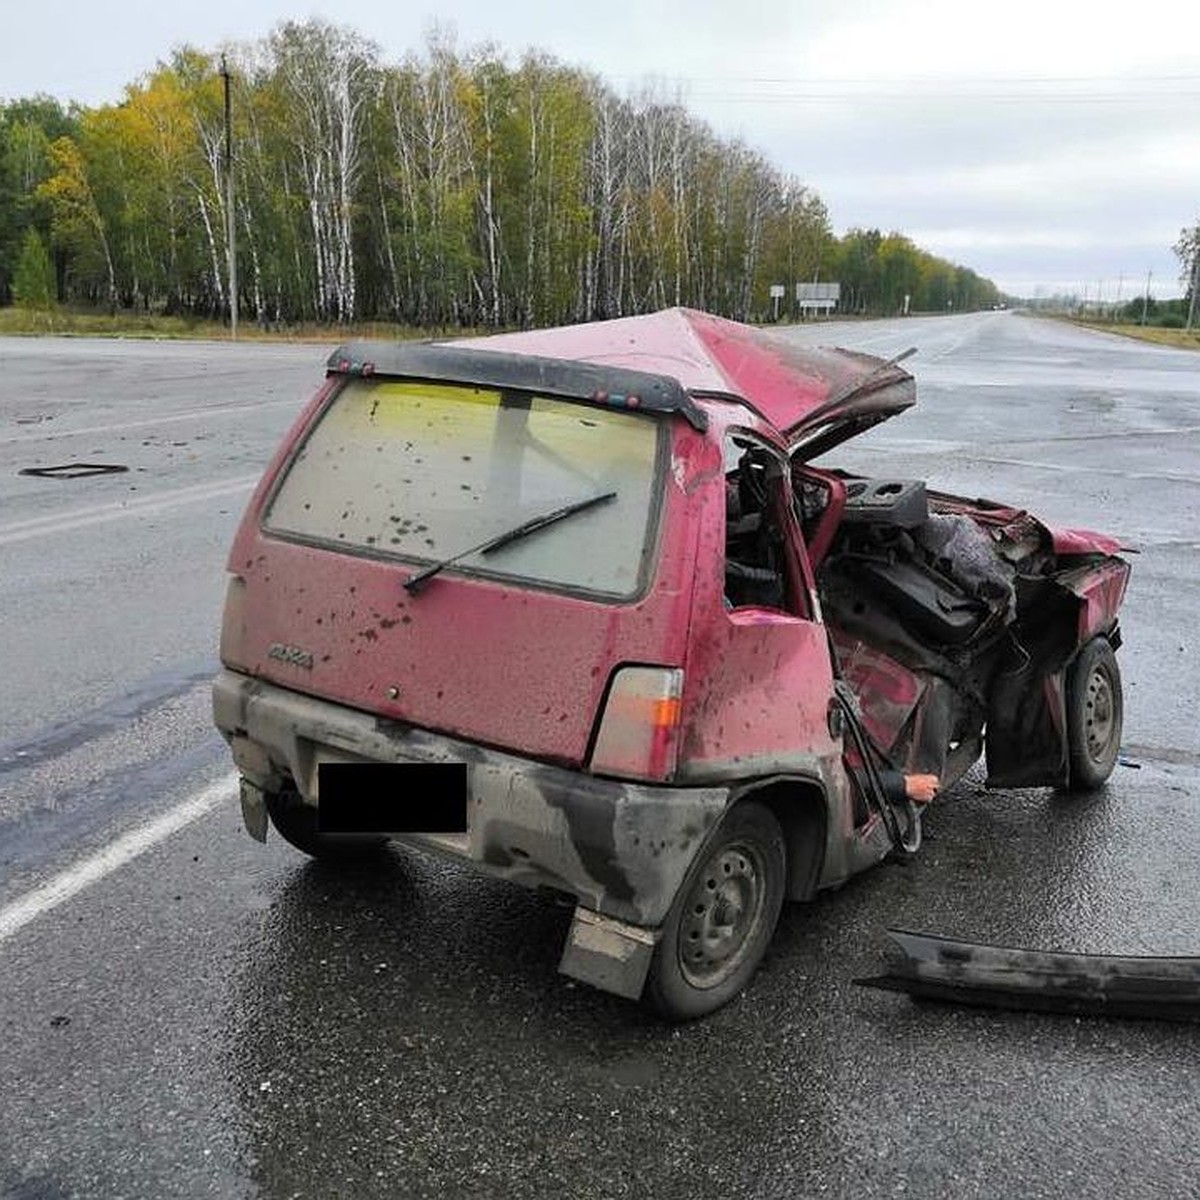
1068, 317, 1200, 351
0, 305, 480, 343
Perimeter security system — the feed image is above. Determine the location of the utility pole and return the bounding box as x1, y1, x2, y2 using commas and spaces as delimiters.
1141, 270, 1152, 326
221, 55, 238, 340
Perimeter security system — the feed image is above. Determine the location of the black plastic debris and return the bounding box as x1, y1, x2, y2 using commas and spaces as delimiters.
856, 928, 1200, 1023
18, 463, 129, 479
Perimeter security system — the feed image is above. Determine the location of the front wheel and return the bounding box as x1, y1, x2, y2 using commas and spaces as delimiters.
265, 787, 388, 862
645, 801, 786, 1020
1065, 637, 1123, 791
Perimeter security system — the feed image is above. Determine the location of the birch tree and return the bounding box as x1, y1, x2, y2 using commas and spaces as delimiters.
270, 20, 378, 321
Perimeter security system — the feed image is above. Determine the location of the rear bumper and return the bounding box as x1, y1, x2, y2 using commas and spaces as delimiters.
212, 669, 728, 927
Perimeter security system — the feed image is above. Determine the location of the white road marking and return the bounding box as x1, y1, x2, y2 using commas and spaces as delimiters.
0, 475, 258, 546
0, 774, 238, 946
4, 396, 301, 444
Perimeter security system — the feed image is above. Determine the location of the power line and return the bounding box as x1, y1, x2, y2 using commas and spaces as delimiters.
612, 73, 1200, 104
719, 75, 1190, 85
610, 71, 1200, 88
679, 92, 1200, 105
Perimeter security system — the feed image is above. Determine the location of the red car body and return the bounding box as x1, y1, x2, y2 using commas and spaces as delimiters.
214, 309, 1129, 1018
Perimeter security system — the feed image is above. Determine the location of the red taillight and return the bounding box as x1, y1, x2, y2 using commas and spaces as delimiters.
590, 666, 684, 782
219, 574, 247, 668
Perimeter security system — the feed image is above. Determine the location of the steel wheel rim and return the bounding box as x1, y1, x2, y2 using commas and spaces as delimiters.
678, 839, 767, 989
1084, 664, 1117, 762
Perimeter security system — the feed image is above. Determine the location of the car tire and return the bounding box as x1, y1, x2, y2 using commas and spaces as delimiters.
645, 801, 786, 1021
1065, 637, 1123, 791
265, 786, 388, 862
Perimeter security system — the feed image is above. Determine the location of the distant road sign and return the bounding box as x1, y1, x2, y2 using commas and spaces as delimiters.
796, 282, 840, 314
796, 282, 840, 302
769, 284, 786, 299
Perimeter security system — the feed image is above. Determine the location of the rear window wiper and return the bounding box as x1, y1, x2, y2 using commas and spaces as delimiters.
404, 490, 617, 594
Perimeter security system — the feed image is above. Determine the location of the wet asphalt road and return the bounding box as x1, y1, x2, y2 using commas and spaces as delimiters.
0, 315, 1198, 1199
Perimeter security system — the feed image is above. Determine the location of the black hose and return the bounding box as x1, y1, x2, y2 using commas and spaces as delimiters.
834, 680, 922, 855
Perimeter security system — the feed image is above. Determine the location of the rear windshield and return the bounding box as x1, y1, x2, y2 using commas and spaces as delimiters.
264, 379, 664, 599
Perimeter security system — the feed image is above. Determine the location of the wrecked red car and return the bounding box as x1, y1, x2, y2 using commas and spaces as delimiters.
212, 308, 1130, 1018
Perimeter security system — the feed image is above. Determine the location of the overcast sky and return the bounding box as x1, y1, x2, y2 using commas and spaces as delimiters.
5, 0, 1199, 299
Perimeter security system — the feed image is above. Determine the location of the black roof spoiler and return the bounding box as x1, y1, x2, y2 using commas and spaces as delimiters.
856, 929, 1200, 1023
326, 341, 709, 432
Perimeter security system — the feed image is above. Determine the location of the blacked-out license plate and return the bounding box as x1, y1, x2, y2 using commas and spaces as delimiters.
316, 762, 467, 833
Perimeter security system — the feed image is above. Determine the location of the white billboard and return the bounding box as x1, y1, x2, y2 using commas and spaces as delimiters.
795, 282, 841, 309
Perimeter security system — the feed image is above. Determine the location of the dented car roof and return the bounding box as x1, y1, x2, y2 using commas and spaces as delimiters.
330, 307, 917, 456
455, 307, 917, 455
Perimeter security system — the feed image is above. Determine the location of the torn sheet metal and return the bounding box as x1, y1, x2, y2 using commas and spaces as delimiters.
856, 929, 1200, 1023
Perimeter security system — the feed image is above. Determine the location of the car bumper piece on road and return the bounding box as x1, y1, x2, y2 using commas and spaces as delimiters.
856, 928, 1200, 1022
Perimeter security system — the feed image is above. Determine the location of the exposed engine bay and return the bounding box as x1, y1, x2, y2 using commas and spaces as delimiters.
808, 474, 1049, 660
724, 442, 1123, 791
805, 470, 1109, 788
806, 475, 1028, 782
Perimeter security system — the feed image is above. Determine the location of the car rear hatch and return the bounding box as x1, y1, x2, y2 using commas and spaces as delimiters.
219, 347, 700, 768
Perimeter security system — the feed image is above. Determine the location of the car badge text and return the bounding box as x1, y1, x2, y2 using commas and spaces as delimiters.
267, 642, 314, 669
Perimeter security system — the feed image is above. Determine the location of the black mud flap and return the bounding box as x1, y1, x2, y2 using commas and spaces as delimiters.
855, 929, 1200, 1023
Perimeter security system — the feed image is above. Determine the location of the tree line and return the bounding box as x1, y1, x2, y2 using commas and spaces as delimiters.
0, 21, 1003, 328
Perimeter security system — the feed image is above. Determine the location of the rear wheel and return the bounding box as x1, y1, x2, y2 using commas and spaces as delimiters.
265, 786, 388, 862
1066, 637, 1123, 790
646, 801, 786, 1020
